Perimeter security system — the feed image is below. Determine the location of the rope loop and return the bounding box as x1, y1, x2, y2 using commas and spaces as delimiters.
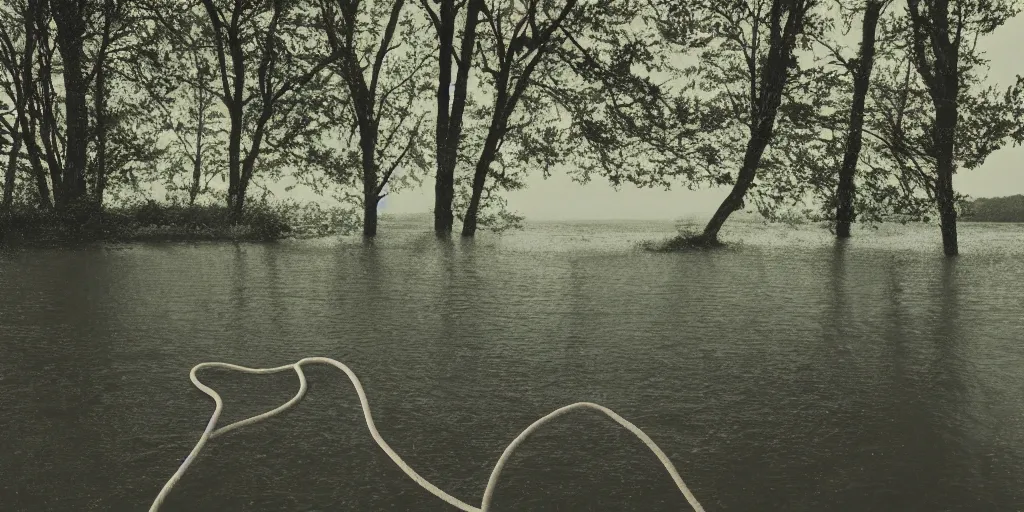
149, 357, 705, 512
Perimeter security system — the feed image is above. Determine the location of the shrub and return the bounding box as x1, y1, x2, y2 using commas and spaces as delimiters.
0, 198, 342, 245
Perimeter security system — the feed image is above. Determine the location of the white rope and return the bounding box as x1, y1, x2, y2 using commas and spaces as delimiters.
148, 357, 706, 512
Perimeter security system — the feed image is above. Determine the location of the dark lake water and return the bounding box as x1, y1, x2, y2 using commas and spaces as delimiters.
2, 217, 1023, 511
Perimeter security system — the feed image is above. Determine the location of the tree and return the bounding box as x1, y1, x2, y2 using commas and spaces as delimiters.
320, 0, 432, 237
85, 0, 140, 206
132, 1, 228, 205
903, 0, 1020, 255
691, 0, 820, 243
0, 0, 39, 211
50, 0, 95, 208
862, 48, 1023, 225
832, 0, 889, 237
419, 0, 484, 237
455, 0, 577, 237
194, 0, 340, 216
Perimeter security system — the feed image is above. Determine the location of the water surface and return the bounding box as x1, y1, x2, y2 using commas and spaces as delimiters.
1, 218, 1023, 511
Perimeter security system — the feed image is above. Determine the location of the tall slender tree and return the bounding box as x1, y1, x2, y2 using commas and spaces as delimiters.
195, 0, 340, 216
903, 0, 1019, 255
458, 0, 578, 237
419, 0, 483, 237
132, 2, 227, 205
0, 0, 39, 211
48, 0, 87, 206
696, 0, 819, 243
321, 0, 432, 237
832, 0, 888, 237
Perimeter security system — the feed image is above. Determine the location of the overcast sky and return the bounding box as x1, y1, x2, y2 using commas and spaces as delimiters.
294, 12, 1024, 221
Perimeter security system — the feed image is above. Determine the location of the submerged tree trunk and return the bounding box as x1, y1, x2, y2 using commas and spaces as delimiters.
433, 141, 456, 236
2, 134, 20, 211
53, 0, 90, 209
933, 101, 958, 255
188, 101, 204, 205
432, 7, 456, 237
363, 185, 379, 238
699, 0, 811, 243
359, 121, 380, 237
431, 0, 482, 237
835, 0, 884, 238
461, 133, 500, 238
905, 0, 961, 256
702, 126, 772, 240
93, 56, 108, 206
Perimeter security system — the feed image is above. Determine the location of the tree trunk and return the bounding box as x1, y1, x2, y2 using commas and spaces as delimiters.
461, 130, 501, 237
432, 0, 482, 237
433, 152, 456, 236
233, 149, 252, 218
363, 193, 379, 237
835, 0, 883, 238
93, 56, 108, 207
226, 103, 243, 214
232, 107, 273, 218
19, 109, 52, 210
360, 123, 379, 237
188, 87, 206, 206
702, 130, 771, 241
33, 164, 51, 209
56, 43, 90, 207
432, 2, 456, 237
2, 133, 20, 211
224, 17, 246, 215
934, 101, 958, 256
189, 135, 203, 206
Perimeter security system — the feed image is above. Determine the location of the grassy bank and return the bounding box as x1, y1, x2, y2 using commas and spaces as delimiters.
636, 220, 730, 252
0, 200, 350, 246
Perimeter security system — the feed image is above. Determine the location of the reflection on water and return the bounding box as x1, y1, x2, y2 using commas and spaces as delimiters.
1, 219, 1023, 511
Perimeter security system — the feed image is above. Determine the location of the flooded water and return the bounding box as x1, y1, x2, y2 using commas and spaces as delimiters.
1, 217, 1023, 511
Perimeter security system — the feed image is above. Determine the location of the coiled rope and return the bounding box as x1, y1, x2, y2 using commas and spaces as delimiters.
149, 357, 705, 511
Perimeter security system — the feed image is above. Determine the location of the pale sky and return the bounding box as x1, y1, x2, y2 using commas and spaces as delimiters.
286, 11, 1024, 221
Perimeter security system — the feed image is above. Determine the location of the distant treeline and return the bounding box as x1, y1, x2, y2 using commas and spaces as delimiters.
962, 195, 1024, 223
